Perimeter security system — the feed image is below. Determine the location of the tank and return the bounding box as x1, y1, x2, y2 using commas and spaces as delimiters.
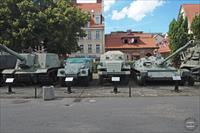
97, 51, 131, 84
180, 41, 200, 82
57, 57, 93, 86
0, 51, 17, 86
0, 44, 61, 85
132, 40, 196, 86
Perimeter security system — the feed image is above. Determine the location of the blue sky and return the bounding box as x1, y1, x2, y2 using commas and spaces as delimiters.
78, 0, 200, 34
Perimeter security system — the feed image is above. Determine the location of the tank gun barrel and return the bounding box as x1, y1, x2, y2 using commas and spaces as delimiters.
0, 44, 26, 62
159, 40, 196, 65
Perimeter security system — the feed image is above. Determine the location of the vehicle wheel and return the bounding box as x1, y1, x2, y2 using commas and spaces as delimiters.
179, 77, 186, 86
83, 76, 89, 87
188, 77, 194, 86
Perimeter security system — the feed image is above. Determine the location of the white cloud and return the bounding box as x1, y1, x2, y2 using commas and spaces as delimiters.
104, 0, 117, 12
111, 0, 165, 21
77, 0, 96, 3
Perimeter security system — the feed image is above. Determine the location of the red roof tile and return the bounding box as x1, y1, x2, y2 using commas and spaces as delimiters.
76, 3, 102, 13
105, 32, 158, 49
182, 4, 200, 24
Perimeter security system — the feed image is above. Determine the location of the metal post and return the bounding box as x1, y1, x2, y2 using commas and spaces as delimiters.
35, 88, 37, 98
129, 84, 131, 97
174, 81, 179, 92
113, 82, 118, 94
7, 84, 15, 94
67, 85, 72, 94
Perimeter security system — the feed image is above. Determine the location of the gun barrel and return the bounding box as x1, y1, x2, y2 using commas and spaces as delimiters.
0, 44, 26, 62
159, 40, 195, 65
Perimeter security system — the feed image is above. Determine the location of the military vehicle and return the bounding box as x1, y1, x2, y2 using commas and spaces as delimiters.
132, 40, 196, 86
57, 57, 93, 86
97, 51, 131, 84
180, 41, 200, 82
0, 44, 61, 85
0, 52, 17, 86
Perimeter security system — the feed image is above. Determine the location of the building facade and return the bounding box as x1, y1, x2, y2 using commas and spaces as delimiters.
105, 31, 158, 60
179, 4, 200, 34
72, 0, 104, 58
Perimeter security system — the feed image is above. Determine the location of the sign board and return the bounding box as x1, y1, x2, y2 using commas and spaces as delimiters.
111, 77, 120, 82
5, 78, 14, 83
65, 77, 73, 82
172, 76, 181, 81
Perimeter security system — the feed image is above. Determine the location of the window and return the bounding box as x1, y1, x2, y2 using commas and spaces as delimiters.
96, 44, 100, 53
80, 45, 84, 53
88, 44, 92, 53
96, 30, 100, 40
95, 15, 101, 24
124, 39, 128, 44
87, 31, 92, 40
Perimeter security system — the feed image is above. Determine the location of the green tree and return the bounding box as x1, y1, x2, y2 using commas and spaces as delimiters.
0, 0, 89, 54
191, 14, 200, 39
168, 15, 189, 66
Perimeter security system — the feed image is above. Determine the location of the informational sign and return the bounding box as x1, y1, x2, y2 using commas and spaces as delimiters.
5, 78, 14, 83
111, 77, 120, 82
172, 75, 181, 81
65, 77, 73, 82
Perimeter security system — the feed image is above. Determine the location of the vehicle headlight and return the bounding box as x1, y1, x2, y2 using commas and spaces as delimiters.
81, 70, 86, 74
81, 65, 85, 69
60, 70, 65, 75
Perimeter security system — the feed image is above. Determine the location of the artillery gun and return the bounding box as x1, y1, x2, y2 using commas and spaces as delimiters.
97, 51, 131, 85
57, 57, 93, 86
132, 40, 196, 86
180, 40, 200, 82
0, 44, 61, 85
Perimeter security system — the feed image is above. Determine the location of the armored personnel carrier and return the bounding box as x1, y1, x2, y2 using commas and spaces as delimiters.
0, 44, 61, 85
180, 41, 200, 82
97, 51, 131, 84
132, 40, 196, 86
0, 52, 17, 86
57, 57, 93, 86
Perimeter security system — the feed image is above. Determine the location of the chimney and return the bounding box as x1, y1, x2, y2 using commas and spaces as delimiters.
97, 0, 102, 3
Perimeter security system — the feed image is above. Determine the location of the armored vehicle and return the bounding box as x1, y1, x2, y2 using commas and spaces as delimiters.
180, 41, 200, 82
0, 52, 17, 86
57, 57, 93, 86
132, 40, 196, 86
0, 44, 61, 85
97, 51, 131, 84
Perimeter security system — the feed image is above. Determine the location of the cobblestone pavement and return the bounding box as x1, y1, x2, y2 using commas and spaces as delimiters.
0, 80, 199, 99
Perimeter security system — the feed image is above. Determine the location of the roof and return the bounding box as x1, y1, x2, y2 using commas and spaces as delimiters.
181, 4, 200, 24
76, 3, 104, 29
105, 32, 158, 50
76, 3, 102, 13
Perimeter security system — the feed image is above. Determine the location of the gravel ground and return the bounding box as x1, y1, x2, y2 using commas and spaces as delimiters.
0, 80, 199, 99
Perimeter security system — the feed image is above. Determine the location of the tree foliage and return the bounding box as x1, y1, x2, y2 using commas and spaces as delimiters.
191, 14, 200, 39
0, 0, 89, 54
168, 15, 189, 66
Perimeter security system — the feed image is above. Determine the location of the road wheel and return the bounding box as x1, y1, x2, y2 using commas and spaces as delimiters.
99, 75, 104, 85
60, 77, 66, 87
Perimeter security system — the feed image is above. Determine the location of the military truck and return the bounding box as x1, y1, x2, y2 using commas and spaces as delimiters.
0, 52, 17, 86
97, 51, 131, 84
0, 44, 61, 85
180, 40, 200, 82
132, 40, 196, 86
57, 57, 93, 86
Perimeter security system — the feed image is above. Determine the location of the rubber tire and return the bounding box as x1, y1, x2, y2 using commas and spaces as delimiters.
188, 77, 194, 86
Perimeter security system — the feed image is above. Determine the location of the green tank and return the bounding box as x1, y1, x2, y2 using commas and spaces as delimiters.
97, 51, 131, 85
180, 40, 200, 82
57, 57, 93, 86
0, 44, 61, 85
132, 40, 196, 86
